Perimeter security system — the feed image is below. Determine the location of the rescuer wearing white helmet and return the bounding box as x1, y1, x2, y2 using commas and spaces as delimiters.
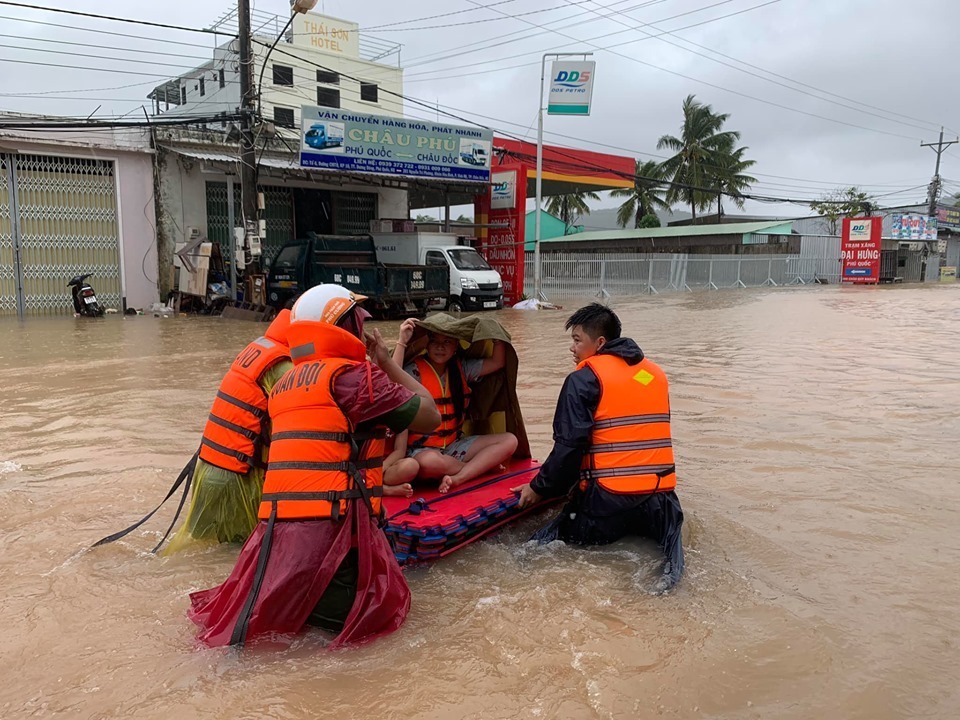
188, 284, 440, 649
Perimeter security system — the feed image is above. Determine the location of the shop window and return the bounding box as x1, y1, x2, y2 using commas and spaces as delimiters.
360, 82, 378, 103
317, 87, 340, 108
273, 106, 295, 128
316, 69, 339, 85
273, 64, 294, 86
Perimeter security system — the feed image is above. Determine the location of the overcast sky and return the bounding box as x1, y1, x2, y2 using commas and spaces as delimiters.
1, 0, 957, 217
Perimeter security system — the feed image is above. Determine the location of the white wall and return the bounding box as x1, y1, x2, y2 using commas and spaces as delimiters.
154, 30, 404, 134
0, 129, 160, 310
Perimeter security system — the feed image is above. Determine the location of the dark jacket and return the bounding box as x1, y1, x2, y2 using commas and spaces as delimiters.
530, 337, 644, 499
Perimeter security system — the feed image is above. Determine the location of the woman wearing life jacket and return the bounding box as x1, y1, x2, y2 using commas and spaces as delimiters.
188, 285, 440, 648
392, 317, 518, 494
512, 303, 685, 592
163, 309, 294, 553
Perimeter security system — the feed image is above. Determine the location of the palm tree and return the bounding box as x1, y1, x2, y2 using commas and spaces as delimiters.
610, 160, 670, 228
712, 144, 757, 220
657, 94, 744, 223
545, 190, 600, 228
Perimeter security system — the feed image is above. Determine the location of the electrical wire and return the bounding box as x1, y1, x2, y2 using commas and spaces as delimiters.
565, 0, 944, 135
253, 39, 911, 208
0, 1, 233, 35
453, 0, 924, 142
0, 13, 228, 48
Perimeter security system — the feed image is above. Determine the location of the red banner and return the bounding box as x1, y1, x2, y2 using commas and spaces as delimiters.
841, 216, 882, 284
474, 164, 525, 304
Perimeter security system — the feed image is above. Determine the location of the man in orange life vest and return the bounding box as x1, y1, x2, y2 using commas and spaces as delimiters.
188, 284, 440, 648
513, 303, 685, 591
164, 309, 294, 553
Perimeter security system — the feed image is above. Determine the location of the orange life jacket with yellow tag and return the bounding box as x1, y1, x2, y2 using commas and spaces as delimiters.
198, 316, 291, 473
579, 353, 676, 495
258, 320, 384, 521
407, 356, 471, 450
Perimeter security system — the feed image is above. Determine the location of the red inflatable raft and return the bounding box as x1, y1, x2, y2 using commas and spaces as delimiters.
382, 459, 558, 565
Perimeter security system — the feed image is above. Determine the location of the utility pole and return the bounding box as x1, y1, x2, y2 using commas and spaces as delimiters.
237, 0, 259, 275
921, 127, 958, 217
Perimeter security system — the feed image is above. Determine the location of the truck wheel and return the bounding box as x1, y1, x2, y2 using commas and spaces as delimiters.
447, 298, 463, 313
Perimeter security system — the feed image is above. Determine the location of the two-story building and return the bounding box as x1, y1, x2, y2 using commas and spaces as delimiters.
146, 7, 446, 298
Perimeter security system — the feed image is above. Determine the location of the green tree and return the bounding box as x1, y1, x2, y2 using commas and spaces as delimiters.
713, 145, 757, 219
639, 213, 661, 228
610, 159, 670, 228
657, 94, 751, 223
415, 213, 438, 223
809, 187, 877, 235
545, 190, 601, 228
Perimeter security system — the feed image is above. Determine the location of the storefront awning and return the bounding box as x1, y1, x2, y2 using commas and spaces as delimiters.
164, 146, 488, 203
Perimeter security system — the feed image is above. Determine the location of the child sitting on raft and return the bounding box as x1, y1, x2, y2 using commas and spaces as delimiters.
382, 429, 418, 498
393, 318, 518, 493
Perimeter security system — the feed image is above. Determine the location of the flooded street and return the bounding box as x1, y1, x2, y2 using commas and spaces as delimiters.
2, 284, 959, 719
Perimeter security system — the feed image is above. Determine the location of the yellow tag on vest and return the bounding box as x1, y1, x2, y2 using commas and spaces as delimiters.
633, 369, 654, 386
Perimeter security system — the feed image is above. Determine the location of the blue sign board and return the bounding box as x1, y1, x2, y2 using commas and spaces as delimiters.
299, 105, 492, 183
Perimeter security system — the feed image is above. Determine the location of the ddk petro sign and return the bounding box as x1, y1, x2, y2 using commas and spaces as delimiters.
547, 61, 596, 116
841, 216, 882, 284
299, 105, 493, 182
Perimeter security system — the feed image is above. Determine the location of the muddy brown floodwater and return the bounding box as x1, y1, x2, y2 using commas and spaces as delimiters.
1, 284, 959, 719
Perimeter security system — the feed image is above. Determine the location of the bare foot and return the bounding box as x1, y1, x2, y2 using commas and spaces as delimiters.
384, 483, 413, 498
438, 475, 461, 494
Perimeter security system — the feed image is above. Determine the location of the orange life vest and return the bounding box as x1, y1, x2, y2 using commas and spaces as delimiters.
407, 356, 471, 450
258, 320, 384, 522
198, 316, 291, 473
579, 353, 677, 495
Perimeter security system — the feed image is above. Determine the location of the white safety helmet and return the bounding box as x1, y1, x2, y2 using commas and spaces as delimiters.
290, 284, 368, 327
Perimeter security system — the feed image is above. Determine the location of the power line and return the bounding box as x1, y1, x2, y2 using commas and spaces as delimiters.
0, 13, 223, 48
0, 113, 242, 129
254, 40, 906, 208
402, 0, 739, 76
0, 56, 182, 79
402, 0, 702, 72
0, 33, 220, 64
0, 41, 218, 73
358, 0, 607, 33
586, 1, 948, 134
452, 0, 924, 142
568, 0, 944, 135
399, 90, 929, 191
0, 1, 233, 36
0, 79, 160, 98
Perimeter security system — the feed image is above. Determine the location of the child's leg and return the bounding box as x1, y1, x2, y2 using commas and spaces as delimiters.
439, 433, 518, 493
383, 457, 418, 498
413, 448, 465, 481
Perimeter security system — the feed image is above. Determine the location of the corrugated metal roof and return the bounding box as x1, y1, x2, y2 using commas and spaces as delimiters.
168, 148, 299, 171
541, 220, 794, 243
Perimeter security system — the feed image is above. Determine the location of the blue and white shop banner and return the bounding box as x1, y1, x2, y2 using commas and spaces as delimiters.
891, 213, 937, 241
300, 106, 493, 182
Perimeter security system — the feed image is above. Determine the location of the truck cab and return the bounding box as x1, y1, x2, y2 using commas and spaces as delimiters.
423, 245, 502, 311
303, 123, 343, 150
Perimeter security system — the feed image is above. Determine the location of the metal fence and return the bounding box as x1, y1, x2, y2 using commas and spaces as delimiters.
524, 251, 841, 300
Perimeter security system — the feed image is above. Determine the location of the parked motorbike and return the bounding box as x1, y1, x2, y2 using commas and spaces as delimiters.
68, 273, 105, 317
